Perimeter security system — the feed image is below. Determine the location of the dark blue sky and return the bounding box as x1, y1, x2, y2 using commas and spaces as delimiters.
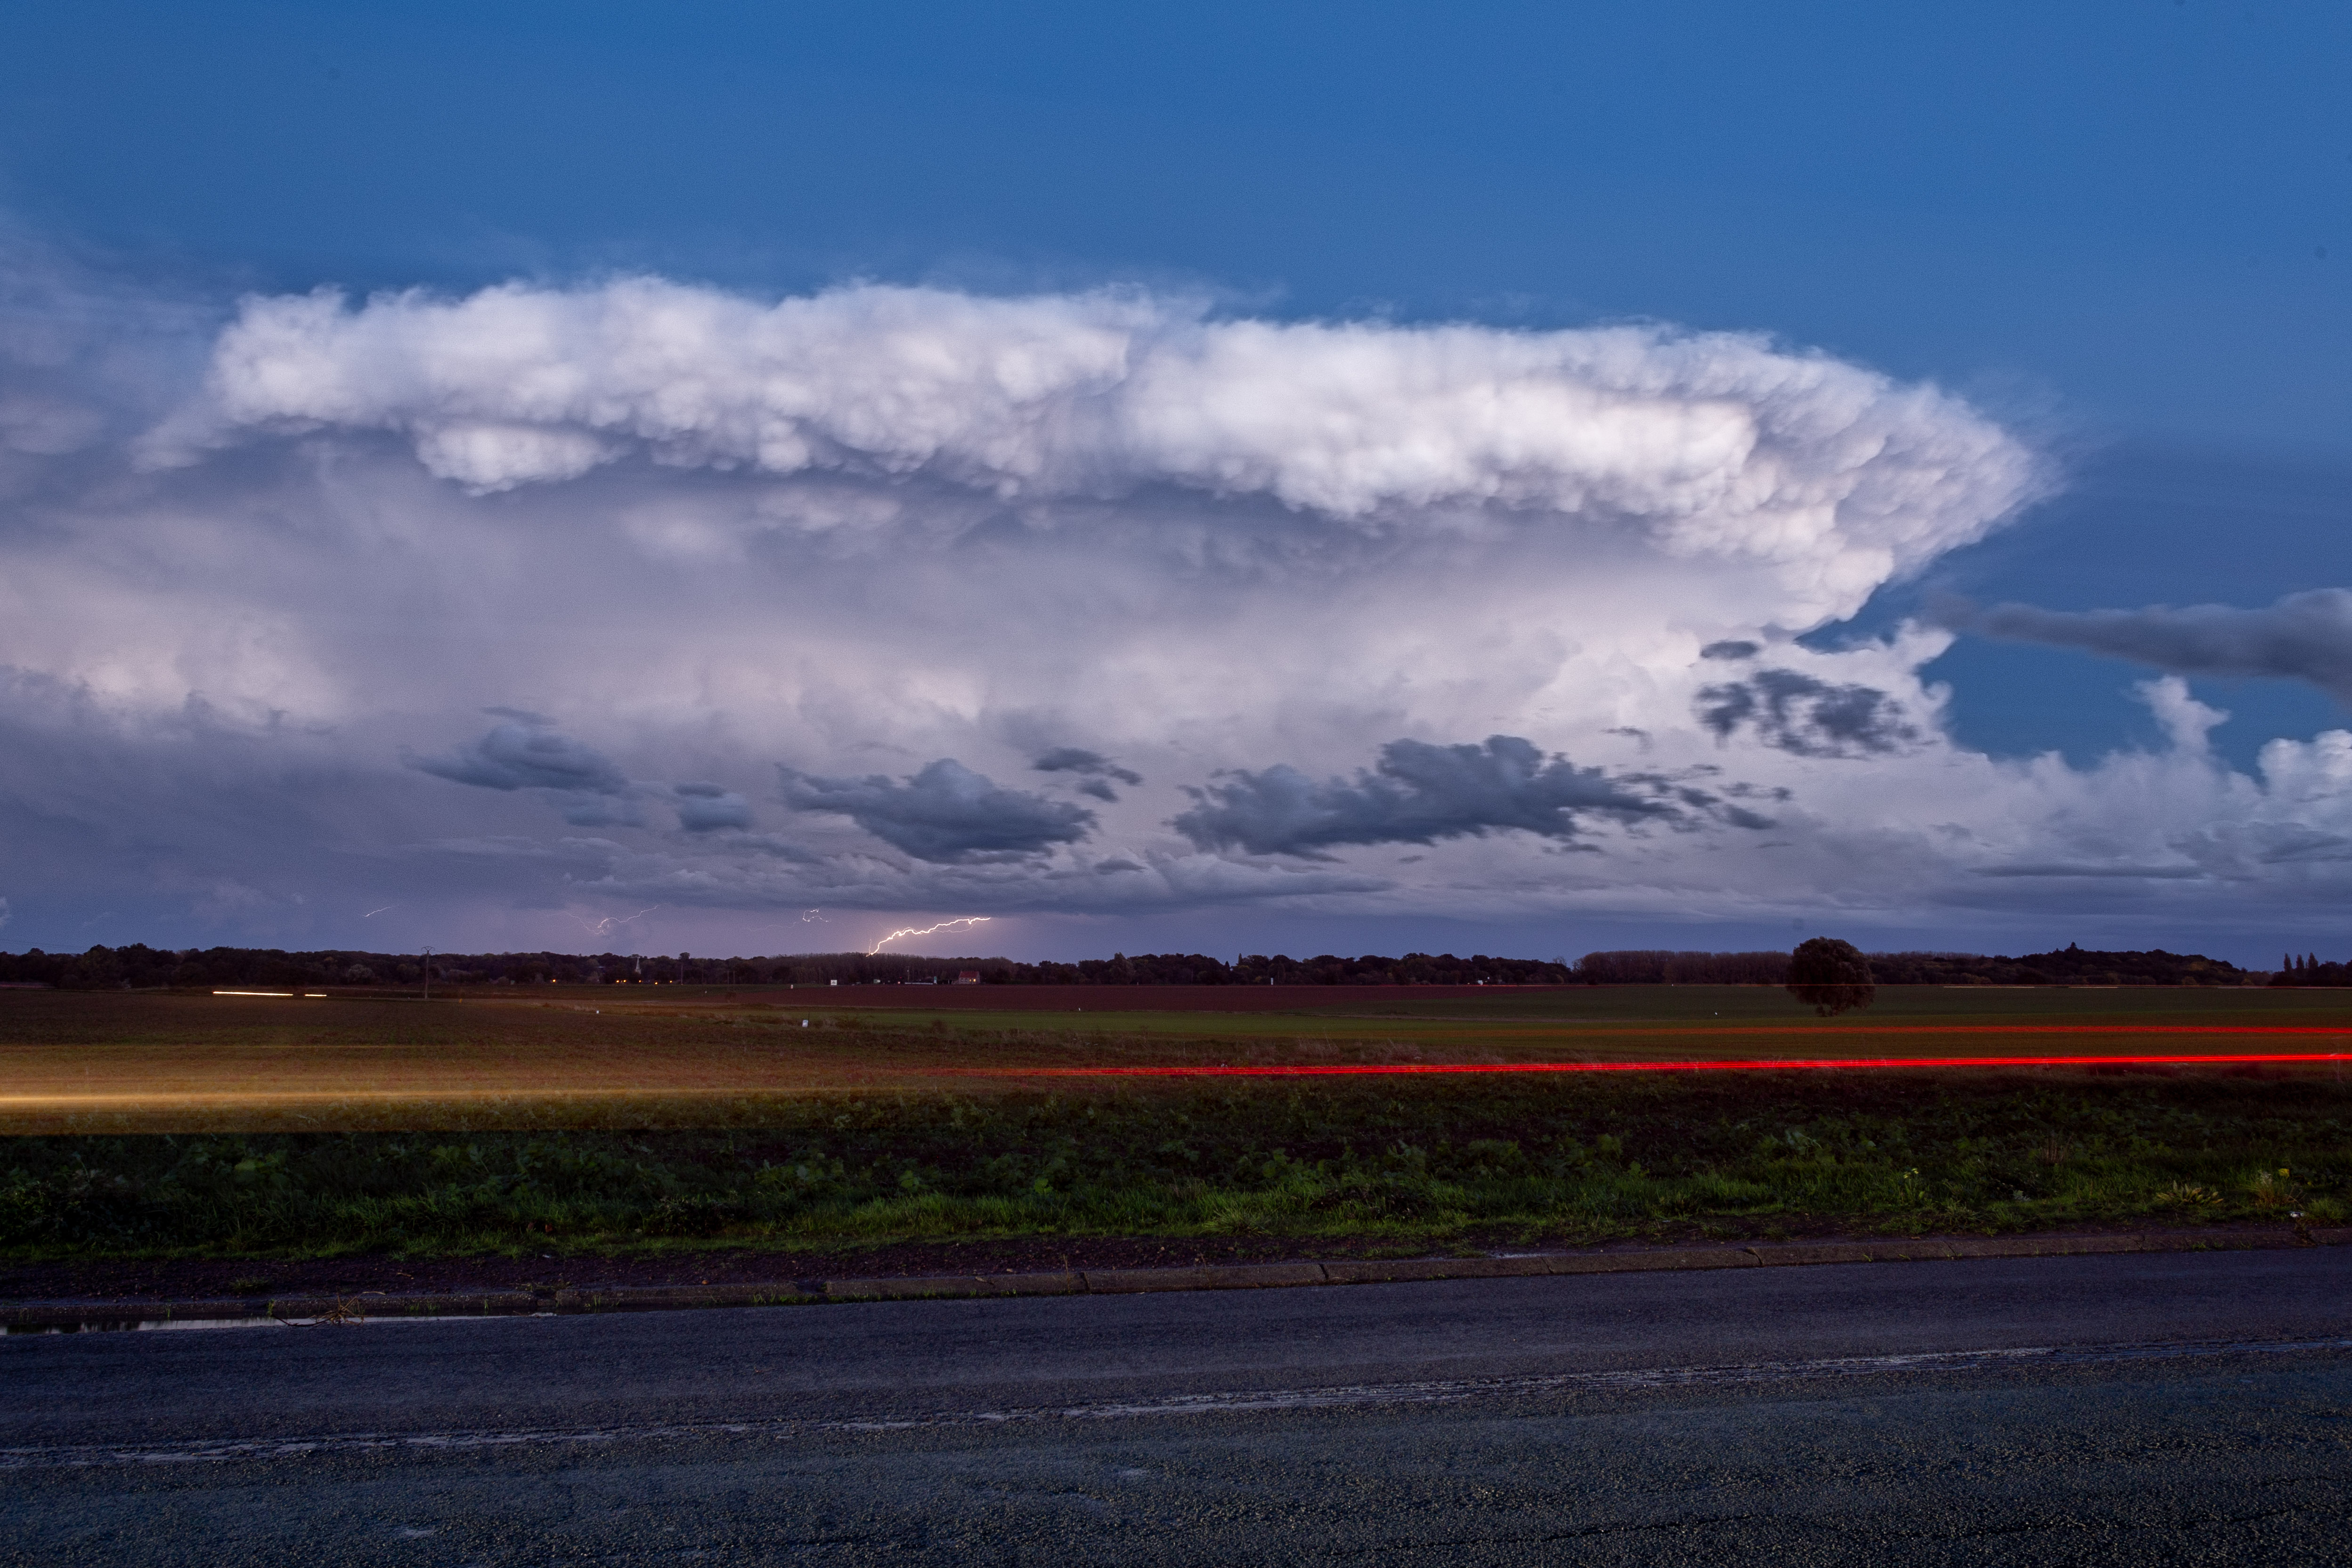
1, 0, 2348, 961
7, 1, 2344, 442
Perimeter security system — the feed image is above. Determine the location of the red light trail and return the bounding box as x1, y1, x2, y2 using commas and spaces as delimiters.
946, 1052, 2348, 1079
1382, 1024, 2352, 1038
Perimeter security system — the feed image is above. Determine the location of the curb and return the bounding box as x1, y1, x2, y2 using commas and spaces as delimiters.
6, 1226, 2344, 1332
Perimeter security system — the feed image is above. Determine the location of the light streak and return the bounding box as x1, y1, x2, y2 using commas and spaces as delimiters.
868, 916, 991, 956
1485, 1023, 2352, 1039
802, 909, 829, 923
363, 906, 395, 918
943, 1052, 2350, 1079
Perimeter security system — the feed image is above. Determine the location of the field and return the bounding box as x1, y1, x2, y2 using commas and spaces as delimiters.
1, 985, 2347, 1262
3, 984, 2347, 1134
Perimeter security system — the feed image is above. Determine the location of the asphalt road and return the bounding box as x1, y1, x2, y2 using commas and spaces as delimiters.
5, 1249, 2349, 1565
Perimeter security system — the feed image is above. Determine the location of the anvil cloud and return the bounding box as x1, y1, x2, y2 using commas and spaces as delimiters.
3, 266, 2348, 957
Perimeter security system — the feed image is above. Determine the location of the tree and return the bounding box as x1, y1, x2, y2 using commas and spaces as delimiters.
1787, 937, 1875, 1017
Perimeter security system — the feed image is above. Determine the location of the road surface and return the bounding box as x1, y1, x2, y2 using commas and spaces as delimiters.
5, 1248, 2349, 1564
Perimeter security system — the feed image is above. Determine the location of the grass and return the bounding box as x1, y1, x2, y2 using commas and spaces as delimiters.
1, 987, 2345, 1261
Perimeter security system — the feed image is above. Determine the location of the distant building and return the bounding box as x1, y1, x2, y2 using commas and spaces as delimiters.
955, 970, 981, 984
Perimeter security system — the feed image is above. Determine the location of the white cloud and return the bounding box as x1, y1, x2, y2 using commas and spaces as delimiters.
155, 280, 2045, 624
5, 264, 2350, 956
2136, 676, 2228, 756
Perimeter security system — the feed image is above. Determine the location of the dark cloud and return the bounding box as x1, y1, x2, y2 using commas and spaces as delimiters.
1696, 670, 1919, 758
776, 758, 1096, 862
1033, 747, 1144, 786
1171, 735, 1674, 858
407, 714, 640, 824
409, 719, 765, 833
409, 713, 627, 795
1974, 862, 2207, 880
1953, 589, 2352, 703
1699, 640, 1760, 660
1661, 776, 1782, 831
671, 782, 753, 833
2250, 829, 2352, 865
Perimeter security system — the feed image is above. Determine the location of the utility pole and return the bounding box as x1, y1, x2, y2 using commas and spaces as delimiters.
422, 947, 432, 1001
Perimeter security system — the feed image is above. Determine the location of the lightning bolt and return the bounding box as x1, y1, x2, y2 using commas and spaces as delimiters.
572, 906, 660, 939
363, 905, 396, 918
801, 909, 829, 923
867, 916, 991, 956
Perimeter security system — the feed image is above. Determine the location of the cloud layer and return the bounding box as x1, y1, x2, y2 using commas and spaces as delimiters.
1172, 737, 1680, 857
7, 262, 2352, 957
410, 712, 630, 797
1961, 591, 2352, 703
777, 760, 1096, 863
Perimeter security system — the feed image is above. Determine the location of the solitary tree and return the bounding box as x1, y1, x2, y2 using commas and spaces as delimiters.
1787, 937, 1875, 1017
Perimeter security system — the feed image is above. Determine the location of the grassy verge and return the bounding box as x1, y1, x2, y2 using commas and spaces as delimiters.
4, 1071, 2344, 1261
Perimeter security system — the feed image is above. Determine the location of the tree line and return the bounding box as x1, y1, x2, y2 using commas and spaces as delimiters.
2270, 953, 2352, 987
1581, 943, 2259, 988
0, 939, 2268, 991
0, 945, 1575, 991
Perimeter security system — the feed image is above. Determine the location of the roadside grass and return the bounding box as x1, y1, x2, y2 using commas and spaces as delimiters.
2, 1071, 2344, 1261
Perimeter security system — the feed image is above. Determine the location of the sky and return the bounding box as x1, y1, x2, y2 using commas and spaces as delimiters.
0, 0, 2348, 966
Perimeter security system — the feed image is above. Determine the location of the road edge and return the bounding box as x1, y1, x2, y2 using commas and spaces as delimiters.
6, 1224, 2345, 1331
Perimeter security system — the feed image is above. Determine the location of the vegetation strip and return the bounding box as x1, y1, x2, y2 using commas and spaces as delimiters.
7, 1226, 2342, 1332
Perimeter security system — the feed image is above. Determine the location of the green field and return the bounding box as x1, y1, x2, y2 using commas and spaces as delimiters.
1, 986, 2345, 1262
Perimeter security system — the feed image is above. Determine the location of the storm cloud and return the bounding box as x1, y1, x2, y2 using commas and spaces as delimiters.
1033, 747, 1143, 785
19, 261, 2352, 956
1034, 746, 1143, 802
409, 712, 628, 794
1696, 670, 1921, 758
1959, 590, 2352, 704
408, 713, 641, 826
776, 759, 1096, 862
1172, 736, 1673, 858
670, 782, 754, 833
